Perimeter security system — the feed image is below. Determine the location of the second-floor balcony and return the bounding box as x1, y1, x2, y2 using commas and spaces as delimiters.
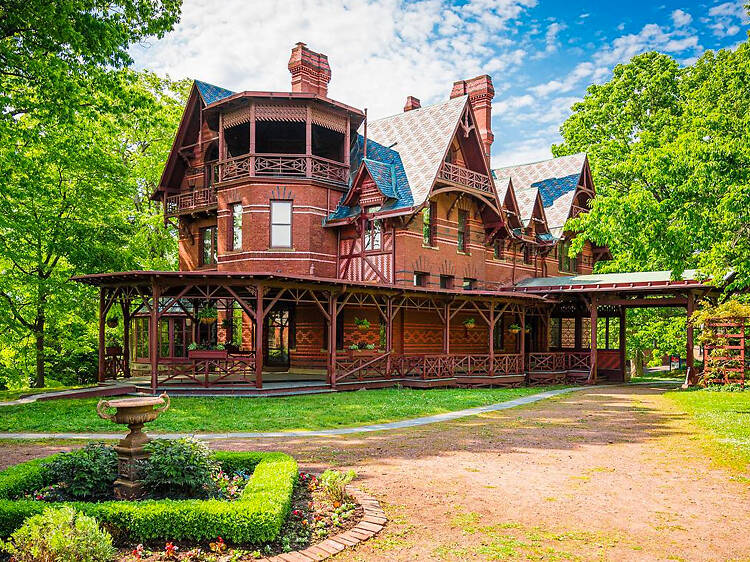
165, 186, 217, 218
437, 161, 492, 194
218, 153, 349, 185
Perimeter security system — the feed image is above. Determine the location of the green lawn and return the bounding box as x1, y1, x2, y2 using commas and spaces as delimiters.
0, 386, 565, 434
664, 389, 750, 470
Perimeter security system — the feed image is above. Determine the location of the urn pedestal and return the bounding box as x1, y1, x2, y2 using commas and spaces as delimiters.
97, 393, 170, 499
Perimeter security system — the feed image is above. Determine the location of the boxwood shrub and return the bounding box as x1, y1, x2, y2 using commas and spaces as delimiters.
0, 450, 297, 545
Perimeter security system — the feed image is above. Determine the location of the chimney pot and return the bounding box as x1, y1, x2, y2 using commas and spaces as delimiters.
288, 42, 332, 97
403, 96, 421, 112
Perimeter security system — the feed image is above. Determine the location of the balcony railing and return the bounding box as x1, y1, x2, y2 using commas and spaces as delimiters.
165, 187, 217, 218
218, 153, 348, 185
437, 162, 492, 193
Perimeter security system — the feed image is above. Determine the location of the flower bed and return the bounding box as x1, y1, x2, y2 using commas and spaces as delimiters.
0, 450, 297, 545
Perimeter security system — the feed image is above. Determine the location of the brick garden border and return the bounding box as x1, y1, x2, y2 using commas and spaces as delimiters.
260, 485, 386, 561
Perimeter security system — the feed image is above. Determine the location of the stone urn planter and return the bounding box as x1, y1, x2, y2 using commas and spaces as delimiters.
96, 393, 170, 499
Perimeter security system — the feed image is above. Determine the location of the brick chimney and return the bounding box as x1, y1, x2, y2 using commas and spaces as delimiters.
450, 75, 495, 166
288, 42, 332, 97
403, 96, 421, 112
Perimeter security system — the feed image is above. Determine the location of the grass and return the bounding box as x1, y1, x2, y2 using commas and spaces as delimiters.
664, 388, 750, 470
0, 384, 96, 402
0, 386, 565, 434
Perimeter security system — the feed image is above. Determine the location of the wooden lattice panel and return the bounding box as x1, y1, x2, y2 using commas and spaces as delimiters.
704, 319, 748, 385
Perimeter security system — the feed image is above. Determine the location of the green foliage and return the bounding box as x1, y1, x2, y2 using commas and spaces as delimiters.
0, 506, 116, 562
554, 45, 750, 291
45, 444, 117, 500
691, 299, 750, 327
0, 452, 298, 544
140, 438, 218, 499
0, 1, 185, 388
319, 470, 356, 504
0, 456, 58, 500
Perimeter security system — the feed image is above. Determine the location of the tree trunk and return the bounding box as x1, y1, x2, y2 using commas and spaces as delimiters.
631, 349, 645, 378
33, 296, 46, 388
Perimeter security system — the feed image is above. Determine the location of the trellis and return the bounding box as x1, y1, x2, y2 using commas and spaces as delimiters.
703, 318, 750, 385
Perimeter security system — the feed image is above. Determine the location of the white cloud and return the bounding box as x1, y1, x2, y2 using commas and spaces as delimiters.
671, 9, 692, 27
706, 1, 749, 37
532, 21, 566, 59
130, 0, 538, 119
492, 137, 554, 168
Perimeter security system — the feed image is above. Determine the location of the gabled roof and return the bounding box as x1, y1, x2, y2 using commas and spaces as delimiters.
363, 95, 469, 207
494, 153, 588, 235
194, 80, 235, 105
325, 136, 412, 223
514, 187, 542, 228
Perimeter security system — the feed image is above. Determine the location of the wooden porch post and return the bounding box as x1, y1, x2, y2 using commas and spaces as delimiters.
98, 288, 106, 383
328, 292, 337, 388
149, 281, 160, 393
386, 296, 393, 377
305, 104, 312, 178
121, 296, 131, 378
619, 305, 627, 382
488, 301, 495, 376
519, 307, 526, 375
444, 301, 451, 354
249, 101, 256, 175
254, 284, 264, 389
588, 294, 598, 384
685, 291, 696, 386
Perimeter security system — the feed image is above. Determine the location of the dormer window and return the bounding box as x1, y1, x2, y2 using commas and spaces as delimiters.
364, 206, 382, 251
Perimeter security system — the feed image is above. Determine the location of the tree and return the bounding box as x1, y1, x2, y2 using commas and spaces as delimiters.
0, 1, 183, 388
554, 46, 750, 289
0, 71, 186, 389
0, 0, 181, 123
553, 35, 750, 367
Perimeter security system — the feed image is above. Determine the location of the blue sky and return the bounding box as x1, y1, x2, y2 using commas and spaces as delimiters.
131, 0, 749, 167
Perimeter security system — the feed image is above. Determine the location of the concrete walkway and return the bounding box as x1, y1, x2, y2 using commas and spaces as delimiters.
0, 386, 583, 440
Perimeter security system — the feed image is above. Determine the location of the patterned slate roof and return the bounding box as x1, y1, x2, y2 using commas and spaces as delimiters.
494, 176, 511, 202
195, 80, 235, 106
362, 95, 468, 207
493, 153, 586, 231
514, 187, 540, 227
325, 135, 412, 223
363, 159, 396, 199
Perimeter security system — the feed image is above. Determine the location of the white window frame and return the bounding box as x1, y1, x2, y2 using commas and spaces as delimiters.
270, 200, 293, 248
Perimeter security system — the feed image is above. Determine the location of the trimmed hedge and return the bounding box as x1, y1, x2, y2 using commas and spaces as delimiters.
0, 451, 297, 545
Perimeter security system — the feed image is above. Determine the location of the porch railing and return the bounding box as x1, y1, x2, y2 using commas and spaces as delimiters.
336, 353, 523, 383
526, 351, 591, 372
219, 153, 348, 184
437, 162, 492, 194
164, 186, 217, 218
157, 353, 256, 387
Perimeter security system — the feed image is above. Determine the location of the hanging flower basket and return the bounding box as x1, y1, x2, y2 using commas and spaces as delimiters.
196, 305, 218, 325
106, 318, 118, 328
463, 317, 477, 329
508, 324, 522, 334
354, 317, 371, 332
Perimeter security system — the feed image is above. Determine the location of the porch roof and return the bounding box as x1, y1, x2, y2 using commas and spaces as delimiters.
71, 270, 545, 301
513, 269, 710, 294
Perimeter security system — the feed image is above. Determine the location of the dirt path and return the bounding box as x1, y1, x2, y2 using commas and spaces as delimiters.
2, 385, 749, 561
